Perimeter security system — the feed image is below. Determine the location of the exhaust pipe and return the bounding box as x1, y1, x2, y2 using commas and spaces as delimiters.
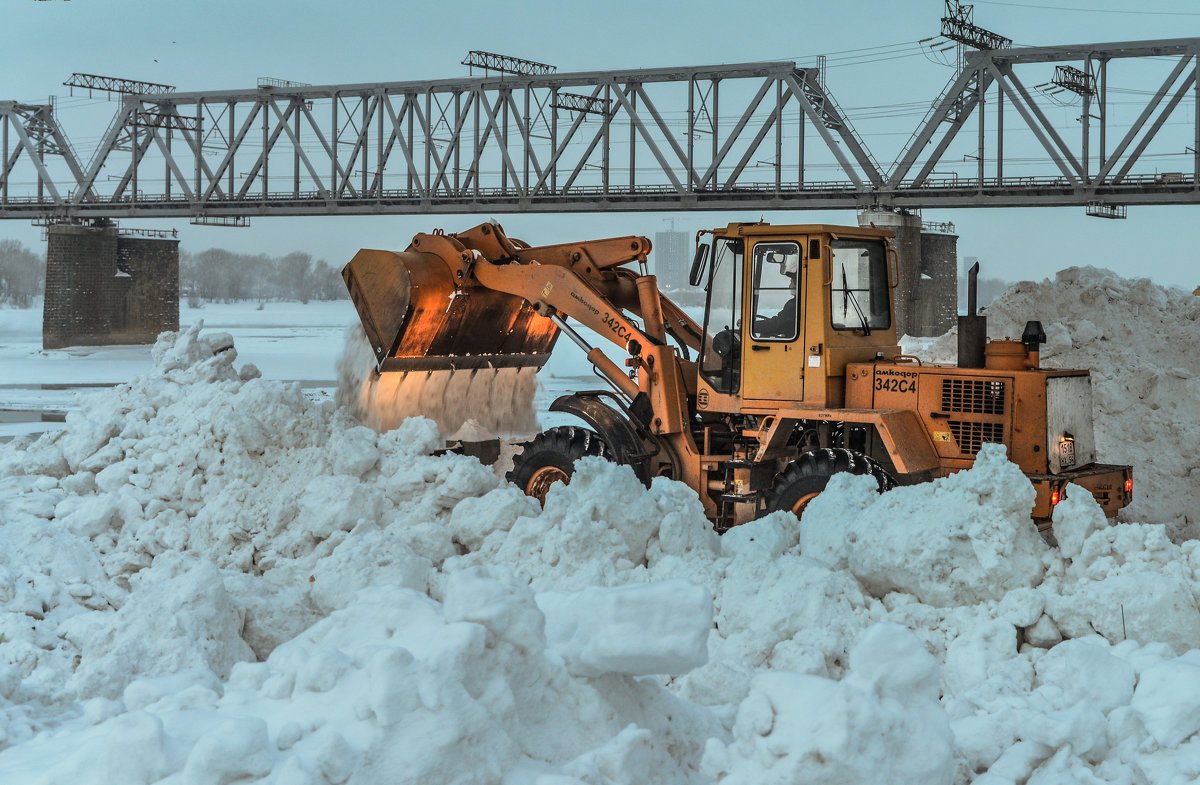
958, 262, 986, 368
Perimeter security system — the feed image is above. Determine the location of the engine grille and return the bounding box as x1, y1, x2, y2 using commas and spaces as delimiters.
942, 378, 1006, 415
948, 421, 1005, 455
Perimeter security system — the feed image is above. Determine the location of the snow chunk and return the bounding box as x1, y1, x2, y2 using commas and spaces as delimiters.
799, 472, 878, 568
1132, 652, 1200, 748
704, 623, 954, 785
1051, 483, 1109, 560
1034, 637, 1135, 715
60, 554, 254, 700
720, 513, 797, 560
842, 444, 1049, 606
538, 579, 712, 677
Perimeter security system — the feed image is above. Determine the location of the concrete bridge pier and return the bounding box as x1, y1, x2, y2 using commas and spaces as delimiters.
857, 209, 958, 338
42, 222, 180, 350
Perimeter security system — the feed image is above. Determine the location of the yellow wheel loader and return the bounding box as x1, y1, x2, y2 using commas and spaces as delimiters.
343, 221, 1132, 529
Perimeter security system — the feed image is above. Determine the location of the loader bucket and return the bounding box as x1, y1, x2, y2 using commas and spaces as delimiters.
342, 247, 560, 372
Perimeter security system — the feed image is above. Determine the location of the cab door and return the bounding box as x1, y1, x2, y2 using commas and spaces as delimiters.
742, 239, 806, 401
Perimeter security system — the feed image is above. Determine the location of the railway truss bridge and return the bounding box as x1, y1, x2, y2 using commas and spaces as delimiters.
1, 37, 1199, 221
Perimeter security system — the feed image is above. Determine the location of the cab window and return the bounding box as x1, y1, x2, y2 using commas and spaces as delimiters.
750, 242, 801, 341
699, 238, 744, 394
830, 239, 890, 331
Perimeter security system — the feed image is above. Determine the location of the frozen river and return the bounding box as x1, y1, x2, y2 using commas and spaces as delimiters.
0, 299, 606, 442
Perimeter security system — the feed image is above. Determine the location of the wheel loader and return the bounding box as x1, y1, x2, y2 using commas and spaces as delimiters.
342, 220, 1132, 529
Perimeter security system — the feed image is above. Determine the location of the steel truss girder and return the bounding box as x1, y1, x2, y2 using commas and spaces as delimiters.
0, 101, 90, 205
1, 61, 881, 216
891, 38, 1200, 193
4, 41, 1200, 219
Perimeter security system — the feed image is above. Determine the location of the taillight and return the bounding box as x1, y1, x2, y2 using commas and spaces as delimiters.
1125, 477, 1133, 495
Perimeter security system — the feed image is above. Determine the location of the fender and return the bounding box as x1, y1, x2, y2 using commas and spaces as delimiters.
549, 393, 656, 484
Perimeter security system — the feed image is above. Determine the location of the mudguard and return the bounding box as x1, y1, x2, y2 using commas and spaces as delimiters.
549, 392, 655, 484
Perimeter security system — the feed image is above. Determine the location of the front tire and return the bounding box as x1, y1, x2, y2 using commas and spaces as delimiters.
763, 448, 895, 518
506, 426, 613, 505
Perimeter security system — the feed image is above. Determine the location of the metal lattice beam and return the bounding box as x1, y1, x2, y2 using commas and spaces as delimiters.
63, 73, 175, 96
940, 1, 1012, 51
551, 92, 612, 116
461, 51, 556, 77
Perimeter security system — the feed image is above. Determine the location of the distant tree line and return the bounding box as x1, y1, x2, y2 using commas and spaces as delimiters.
0, 238, 347, 307
180, 249, 346, 304
0, 239, 46, 307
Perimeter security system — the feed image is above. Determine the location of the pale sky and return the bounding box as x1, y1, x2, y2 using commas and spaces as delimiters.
3, 0, 1200, 289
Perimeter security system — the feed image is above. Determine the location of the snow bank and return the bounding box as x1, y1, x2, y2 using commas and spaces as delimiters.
4, 317, 1200, 783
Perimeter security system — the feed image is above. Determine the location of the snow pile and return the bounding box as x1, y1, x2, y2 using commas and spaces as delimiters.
705, 623, 955, 785
1042, 489, 1200, 657
5, 323, 1200, 783
906, 266, 1200, 534
0, 572, 719, 785
0, 325, 719, 781
802, 446, 1048, 606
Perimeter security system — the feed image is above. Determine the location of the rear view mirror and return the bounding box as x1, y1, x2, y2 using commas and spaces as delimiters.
688, 243, 709, 287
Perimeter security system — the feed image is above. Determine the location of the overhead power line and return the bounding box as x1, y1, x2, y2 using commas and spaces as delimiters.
975, 0, 1200, 16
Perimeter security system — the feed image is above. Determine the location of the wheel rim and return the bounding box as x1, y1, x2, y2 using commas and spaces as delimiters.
527, 466, 570, 505
790, 491, 821, 518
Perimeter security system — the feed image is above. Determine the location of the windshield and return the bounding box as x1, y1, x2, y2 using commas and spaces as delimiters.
830, 239, 890, 331
699, 238, 743, 394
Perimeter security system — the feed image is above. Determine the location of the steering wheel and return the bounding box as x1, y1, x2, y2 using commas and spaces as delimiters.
712, 328, 741, 362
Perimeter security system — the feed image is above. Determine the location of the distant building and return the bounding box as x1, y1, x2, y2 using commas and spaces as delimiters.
652, 230, 692, 292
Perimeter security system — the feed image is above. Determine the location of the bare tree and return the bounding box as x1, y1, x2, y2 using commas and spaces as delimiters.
181, 246, 347, 303
0, 239, 45, 307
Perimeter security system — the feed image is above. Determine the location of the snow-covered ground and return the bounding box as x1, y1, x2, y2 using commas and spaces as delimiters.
1, 268, 1199, 784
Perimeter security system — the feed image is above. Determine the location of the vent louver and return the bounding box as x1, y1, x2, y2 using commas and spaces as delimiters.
942, 379, 1006, 414
948, 421, 1005, 455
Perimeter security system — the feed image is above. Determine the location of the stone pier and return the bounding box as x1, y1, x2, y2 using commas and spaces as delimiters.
42, 223, 179, 350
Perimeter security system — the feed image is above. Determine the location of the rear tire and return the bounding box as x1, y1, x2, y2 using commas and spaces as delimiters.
506, 426, 614, 505
763, 448, 895, 518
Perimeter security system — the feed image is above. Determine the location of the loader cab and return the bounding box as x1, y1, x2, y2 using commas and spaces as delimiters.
695, 223, 900, 414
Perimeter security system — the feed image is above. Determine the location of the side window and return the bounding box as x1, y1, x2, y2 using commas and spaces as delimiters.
750, 242, 801, 341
